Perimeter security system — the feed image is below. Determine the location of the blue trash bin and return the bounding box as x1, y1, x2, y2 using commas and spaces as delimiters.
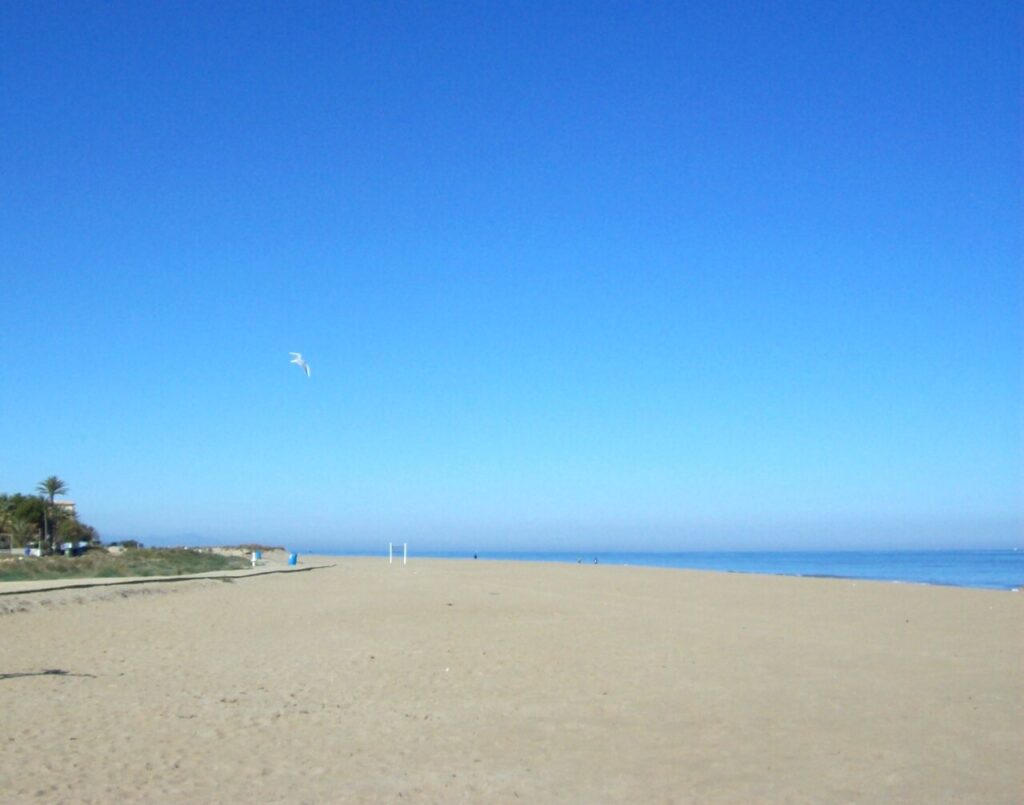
288, 553, 298, 566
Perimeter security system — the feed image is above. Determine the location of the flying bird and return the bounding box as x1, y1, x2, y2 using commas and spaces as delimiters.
289, 352, 311, 377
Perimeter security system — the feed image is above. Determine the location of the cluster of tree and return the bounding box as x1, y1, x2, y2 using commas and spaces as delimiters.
0, 477, 99, 554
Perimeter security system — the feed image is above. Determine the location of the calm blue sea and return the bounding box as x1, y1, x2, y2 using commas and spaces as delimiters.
322, 549, 1023, 591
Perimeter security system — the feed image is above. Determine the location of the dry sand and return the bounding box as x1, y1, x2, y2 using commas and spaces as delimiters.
1, 557, 1020, 803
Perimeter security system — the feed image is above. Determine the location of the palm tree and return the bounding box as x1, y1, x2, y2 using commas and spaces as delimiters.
36, 476, 68, 554
9, 518, 39, 551
37, 476, 68, 504
0, 499, 13, 550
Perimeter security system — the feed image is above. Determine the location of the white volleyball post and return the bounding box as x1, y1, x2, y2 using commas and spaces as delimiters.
388, 543, 407, 565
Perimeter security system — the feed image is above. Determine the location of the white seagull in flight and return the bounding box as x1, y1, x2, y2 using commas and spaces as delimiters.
289, 352, 311, 377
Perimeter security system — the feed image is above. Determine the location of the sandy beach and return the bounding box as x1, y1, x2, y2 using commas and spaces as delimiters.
1, 556, 1020, 803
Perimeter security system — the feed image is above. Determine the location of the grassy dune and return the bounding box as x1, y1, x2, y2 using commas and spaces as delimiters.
0, 548, 250, 583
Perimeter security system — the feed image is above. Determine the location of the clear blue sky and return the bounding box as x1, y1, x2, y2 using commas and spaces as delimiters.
2, 2, 1020, 552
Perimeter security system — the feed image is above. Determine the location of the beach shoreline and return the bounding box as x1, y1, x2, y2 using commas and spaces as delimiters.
1, 557, 1020, 802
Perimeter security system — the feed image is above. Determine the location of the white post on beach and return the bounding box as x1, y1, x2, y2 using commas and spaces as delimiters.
388, 543, 407, 565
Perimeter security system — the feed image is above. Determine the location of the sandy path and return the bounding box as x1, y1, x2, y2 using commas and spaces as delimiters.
1, 558, 1020, 802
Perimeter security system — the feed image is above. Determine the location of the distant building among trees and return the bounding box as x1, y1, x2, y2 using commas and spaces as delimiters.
0, 477, 98, 554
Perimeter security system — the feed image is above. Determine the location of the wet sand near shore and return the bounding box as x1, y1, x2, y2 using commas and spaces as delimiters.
1, 557, 1020, 802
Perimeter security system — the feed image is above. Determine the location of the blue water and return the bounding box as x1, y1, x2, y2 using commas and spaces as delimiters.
324, 549, 1024, 591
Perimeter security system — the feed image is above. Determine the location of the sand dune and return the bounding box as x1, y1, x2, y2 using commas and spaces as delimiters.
1, 558, 1020, 802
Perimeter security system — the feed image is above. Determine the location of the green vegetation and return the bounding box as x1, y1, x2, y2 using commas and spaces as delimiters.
36, 475, 69, 554
0, 548, 250, 583
36, 476, 68, 502
1, 475, 255, 582
7, 517, 39, 551
1, 476, 98, 554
